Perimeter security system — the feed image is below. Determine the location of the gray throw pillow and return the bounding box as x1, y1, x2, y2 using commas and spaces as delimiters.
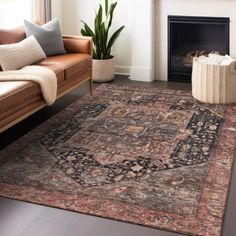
24, 18, 66, 56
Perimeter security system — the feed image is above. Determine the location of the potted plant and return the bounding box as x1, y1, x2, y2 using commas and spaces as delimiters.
81, 0, 125, 82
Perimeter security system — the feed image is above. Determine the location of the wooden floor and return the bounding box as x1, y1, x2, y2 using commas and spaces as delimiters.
0, 76, 235, 236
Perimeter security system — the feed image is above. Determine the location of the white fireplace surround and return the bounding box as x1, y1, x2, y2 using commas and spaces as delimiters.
130, 0, 236, 82
130, 0, 154, 82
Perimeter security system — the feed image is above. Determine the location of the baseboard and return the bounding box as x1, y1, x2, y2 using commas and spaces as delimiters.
115, 65, 131, 76
130, 66, 154, 82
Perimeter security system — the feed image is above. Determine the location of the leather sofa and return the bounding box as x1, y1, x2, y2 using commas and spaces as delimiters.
0, 26, 93, 133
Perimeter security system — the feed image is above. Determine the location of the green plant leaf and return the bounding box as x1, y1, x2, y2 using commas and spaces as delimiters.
94, 14, 102, 59
98, 4, 103, 25
80, 0, 124, 59
81, 21, 95, 38
81, 28, 91, 37
101, 22, 108, 59
108, 2, 117, 30
81, 28, 87, 36
105, 0, 109, 16
107, 25, 125, 53
93, 49, 98, 59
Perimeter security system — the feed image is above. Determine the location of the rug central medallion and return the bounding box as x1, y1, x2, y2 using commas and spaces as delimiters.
39, 87, 224, 187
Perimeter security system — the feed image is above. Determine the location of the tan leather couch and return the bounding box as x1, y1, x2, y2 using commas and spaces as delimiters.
0, 26, 93, 133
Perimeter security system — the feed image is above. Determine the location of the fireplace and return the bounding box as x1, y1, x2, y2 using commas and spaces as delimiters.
168, 16, 230, 83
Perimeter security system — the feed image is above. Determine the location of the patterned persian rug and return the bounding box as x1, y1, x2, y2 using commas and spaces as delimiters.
0, 85, 236, 236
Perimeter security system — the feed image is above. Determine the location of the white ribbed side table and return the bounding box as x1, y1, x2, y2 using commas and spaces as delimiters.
192, 57, 236, 104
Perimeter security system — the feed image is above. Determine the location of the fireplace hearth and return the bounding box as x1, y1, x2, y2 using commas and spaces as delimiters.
168, 16, 230, 83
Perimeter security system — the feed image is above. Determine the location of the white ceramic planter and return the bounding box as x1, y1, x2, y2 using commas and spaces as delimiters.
92, 57, 115, 82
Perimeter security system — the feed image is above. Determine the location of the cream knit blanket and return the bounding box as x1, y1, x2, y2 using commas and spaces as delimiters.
0, 66, 57, 105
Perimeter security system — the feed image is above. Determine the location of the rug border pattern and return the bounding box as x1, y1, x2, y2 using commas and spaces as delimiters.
0, 84, 235, 236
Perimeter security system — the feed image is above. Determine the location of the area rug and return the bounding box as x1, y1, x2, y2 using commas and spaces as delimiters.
0, 84, 236, 236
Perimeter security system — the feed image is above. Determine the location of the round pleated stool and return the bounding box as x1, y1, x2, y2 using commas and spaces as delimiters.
192, 57, 236, 104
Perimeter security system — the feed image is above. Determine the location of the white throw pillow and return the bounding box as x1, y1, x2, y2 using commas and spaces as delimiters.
0, 36, 46, 71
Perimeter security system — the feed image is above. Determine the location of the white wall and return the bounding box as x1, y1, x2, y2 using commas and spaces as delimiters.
61, 0, 132, 75
60, 0, 79, 34
155, 0, 236, 81
51, 0, 63, 28
53, 0, 236, 80
112, 0, 133, 75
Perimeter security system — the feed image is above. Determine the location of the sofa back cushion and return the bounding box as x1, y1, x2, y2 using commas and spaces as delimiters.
0, 26, 26, 45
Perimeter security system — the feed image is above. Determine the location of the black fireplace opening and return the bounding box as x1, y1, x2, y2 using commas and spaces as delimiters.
168, 16, 230, 83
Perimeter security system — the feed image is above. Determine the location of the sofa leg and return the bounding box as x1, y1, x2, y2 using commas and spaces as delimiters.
89, 78, 93, 96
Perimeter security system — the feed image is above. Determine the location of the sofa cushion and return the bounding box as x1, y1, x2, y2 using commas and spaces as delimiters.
24, 19, 66, 56
0, 26, 26, 45
36, 53, 92, 81
0, 53, 91, 107
0, 54, 92, 102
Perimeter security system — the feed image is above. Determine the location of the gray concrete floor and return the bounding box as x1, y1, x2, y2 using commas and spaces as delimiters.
0, 76, 235, 236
